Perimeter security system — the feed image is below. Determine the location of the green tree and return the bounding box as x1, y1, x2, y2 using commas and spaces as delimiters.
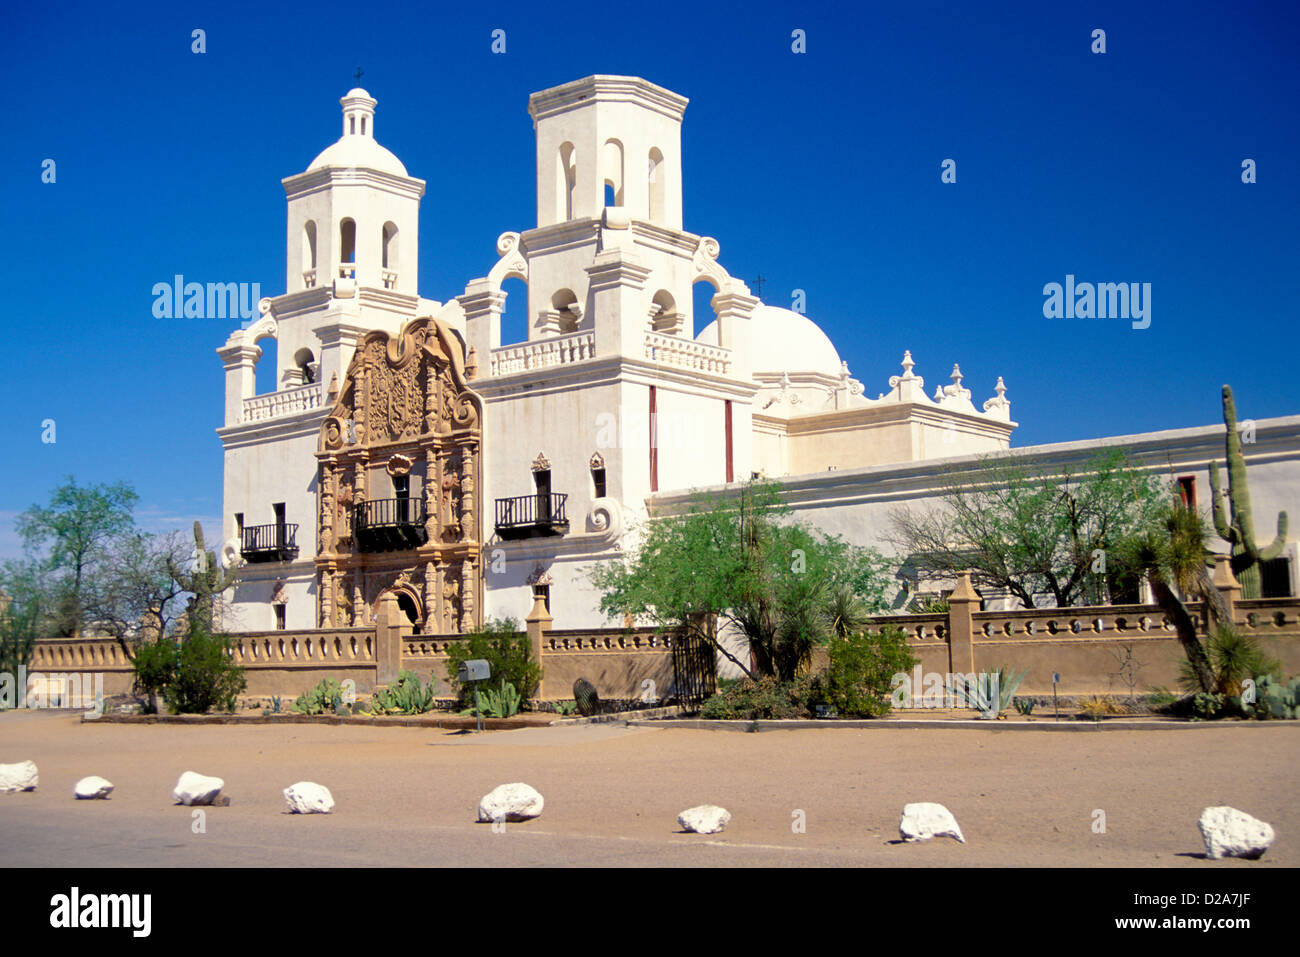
81, 529, 191, 658
887, 449, 1163, 608
590, 480, 890, 682
15, 478, 139, 636
442, 618, 542, 707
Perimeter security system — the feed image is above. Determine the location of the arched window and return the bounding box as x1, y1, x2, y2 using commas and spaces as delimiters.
339, 219, 356, 278
557, 142, 576, 221
601, 139, 624, 207
650, 289, 679, 334
302, 221, 317, 288
551, 288, 579, 333
360, 116, 367, 136
382, 222, 398, 269
294, 348, 316, 384
349, 116, 356, 135
648, 148, 665, 222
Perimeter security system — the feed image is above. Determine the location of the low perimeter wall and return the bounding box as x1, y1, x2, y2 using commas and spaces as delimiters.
24, 585, 1300, 704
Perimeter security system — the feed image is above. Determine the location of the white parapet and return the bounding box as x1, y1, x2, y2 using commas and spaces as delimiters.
241, 382, 324, 424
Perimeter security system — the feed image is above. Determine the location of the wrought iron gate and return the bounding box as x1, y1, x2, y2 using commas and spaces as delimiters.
672, 628, 717, 711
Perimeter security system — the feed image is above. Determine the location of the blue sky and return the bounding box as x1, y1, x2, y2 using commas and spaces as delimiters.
1, 0, 1297, 556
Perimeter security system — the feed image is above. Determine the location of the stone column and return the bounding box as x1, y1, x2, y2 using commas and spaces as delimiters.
376, 592, 403, 684
217, 341, 260, 426
525, 593, 552, 701
947, 570, 980, 677
459, 281, 505, 369
1212, 554, 1242, 626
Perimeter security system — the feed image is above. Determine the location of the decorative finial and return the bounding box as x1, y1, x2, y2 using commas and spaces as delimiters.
950, 364, 963, 387
934, 385, 944, 401
901, 351, 915, 376
994, 375, 1006, 397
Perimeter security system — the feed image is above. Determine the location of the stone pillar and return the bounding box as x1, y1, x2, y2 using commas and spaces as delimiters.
1212, 554, 1242, 626
525, 593, 552, 700
708, 288, 758, 380
946, 570, 980, 677
586, 238, 653, 361
376, 592, 403, 685
216, 341, 260, 426
459, 281, 505, 369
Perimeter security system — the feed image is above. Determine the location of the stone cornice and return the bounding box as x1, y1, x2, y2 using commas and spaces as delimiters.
217, 406, 328, 446
651, 415, 1300, 513
281, 166, 426, 200
527, 75, 689, 126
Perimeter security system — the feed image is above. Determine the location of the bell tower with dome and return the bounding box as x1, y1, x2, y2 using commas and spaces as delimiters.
216, 87, 437, 633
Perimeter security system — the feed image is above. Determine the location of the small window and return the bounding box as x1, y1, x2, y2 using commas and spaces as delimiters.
274, 605, 286, 630
1260, 557, 1293, 598
1177, 476, 1197, 509
532, 583, 551, 614
592, 466, 607, 498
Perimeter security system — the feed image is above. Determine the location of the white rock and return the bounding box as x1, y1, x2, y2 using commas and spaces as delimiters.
73, 776, 114, 799
678, 804, 731, 834
0, 761, 38, 793
283, 781, 334, 814
172, 771, 225, 806
477, 782, 544, 822
1198, 806, 1274, 860
899, 802, 965, 843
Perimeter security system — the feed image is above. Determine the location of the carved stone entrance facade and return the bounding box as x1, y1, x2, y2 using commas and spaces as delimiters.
315, 317, 483, 634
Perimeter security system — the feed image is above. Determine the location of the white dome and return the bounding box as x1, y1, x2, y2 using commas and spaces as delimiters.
308, 136, 408, 177
697, 304, 842, 377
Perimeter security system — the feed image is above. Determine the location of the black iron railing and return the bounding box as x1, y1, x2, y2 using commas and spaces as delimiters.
240, 523, 299, 563
354, 497, 428, 552
494, 493, 569, 540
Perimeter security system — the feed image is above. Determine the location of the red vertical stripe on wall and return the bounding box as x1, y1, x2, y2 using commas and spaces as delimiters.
724, 399, 733, 483
649, 385, 658, 492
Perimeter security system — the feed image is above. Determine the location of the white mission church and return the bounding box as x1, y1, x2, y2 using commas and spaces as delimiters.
215, 76, 1299, 636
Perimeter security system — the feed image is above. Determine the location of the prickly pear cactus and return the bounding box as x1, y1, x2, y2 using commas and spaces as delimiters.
573, 678, 601, 717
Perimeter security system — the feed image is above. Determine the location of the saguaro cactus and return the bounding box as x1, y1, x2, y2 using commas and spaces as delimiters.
1208, 385, 1288, 598
169, 521, 239, 634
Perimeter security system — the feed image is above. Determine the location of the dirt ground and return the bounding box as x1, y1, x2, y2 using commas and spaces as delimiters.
1, 709, 1295, 867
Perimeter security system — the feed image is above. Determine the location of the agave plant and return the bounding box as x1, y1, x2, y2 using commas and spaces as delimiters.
954, 667, 1028, 716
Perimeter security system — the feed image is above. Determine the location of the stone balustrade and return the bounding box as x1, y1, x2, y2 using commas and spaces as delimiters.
227, 628, 375, 664
643, 331, 731, 375
241, 382, 323, 424
29, 637, 132, 670
489, 331, 595, 376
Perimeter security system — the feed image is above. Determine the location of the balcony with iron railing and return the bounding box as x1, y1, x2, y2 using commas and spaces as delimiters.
494, 493, 570, 540
241, 523, 300, 563
354, 497, 428, 553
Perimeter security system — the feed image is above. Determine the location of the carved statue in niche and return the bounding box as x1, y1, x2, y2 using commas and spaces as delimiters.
319, 471, 335, 555
336, 474, 354, 541
441, 454, 463, 540
442, 570, 462, 633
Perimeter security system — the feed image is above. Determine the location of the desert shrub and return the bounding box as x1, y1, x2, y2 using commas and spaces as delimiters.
370, 669, 437, 715
1179, 625, 1280, 697
132, 638, 178, 714
292, 678, 345, 715
160, 626, 246, 714
1077, 694, 1126, 721
824, 626, 916, 718
443, 618, 541, 707
699, 675, 823, 720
